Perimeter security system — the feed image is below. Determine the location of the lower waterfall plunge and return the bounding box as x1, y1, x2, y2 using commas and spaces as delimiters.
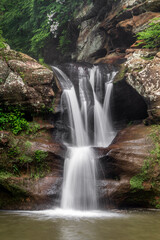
52, 64, 117, 211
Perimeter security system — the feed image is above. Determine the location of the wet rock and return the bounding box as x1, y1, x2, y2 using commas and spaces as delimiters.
0, 176, 63, 210
76, 20, 106, 62
97, 124, 160, 208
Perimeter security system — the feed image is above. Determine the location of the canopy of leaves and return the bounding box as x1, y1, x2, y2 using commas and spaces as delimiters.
136, 18, 160, 48
0, 0, 91, 58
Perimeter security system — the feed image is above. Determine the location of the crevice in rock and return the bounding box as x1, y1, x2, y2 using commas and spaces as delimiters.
112, 79, 148, 125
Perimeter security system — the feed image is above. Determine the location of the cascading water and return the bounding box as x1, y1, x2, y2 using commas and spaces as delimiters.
52, 64, 117, 211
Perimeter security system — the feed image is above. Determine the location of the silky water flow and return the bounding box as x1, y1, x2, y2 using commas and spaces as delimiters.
52, 65, 117, 211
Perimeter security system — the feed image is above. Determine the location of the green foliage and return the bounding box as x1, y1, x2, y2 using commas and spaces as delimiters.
141, 56, 154, 60
0, 30, 5, 49
8, 145, 21, 158
32, 150, 48, 178
0, 0, 51, 57
0, 108, 29, 135
136, 17, 160, 48
149, 125, 160, 165
26, 122, 40, 135
130, 160, 149, 191
38, 58, 51, 70
0, 171, 13, 179
0, 0, 92, 57
34, 150, 48, 163
48, 99, 56, 113
130, 125, 160, 191
130, 175, 145, 190
0, 108, 41, 135
58, 30, 71, 54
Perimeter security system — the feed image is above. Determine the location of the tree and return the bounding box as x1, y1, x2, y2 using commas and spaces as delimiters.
0, 0, 92, 58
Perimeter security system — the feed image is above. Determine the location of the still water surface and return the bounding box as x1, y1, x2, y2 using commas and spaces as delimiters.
0, 209, 160, 240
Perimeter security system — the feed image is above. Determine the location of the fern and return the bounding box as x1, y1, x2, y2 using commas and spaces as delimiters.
136, 17, 160, 48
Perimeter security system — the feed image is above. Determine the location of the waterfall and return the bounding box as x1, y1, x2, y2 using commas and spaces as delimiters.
52, 64, 117, 211
89, 66, 116, 146
61, 147, 97, 210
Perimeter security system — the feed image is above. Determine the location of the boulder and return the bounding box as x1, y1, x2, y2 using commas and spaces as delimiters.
0, 59, 9, 82
0, 46, 56, 113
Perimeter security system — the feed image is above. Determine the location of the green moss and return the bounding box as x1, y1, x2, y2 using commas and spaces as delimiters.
0, 171, 13, 179
114, 65, 127, 82
0, 177, 29, 208
141, 56, 154, 60
38, 58, 52, 70
25, 140, 32, 149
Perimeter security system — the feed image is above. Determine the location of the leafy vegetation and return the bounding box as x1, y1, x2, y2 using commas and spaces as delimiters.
130, 125, 160, 193
136, 17, 160, 48
0, 0, 91, 58
0, 107, 41, 135
0, 108, 29, 135
0, 137, 49, 178
31, 150, 49, 178
0, 30, 5, 49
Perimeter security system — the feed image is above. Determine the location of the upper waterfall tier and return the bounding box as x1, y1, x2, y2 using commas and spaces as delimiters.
52, 63, 117, 147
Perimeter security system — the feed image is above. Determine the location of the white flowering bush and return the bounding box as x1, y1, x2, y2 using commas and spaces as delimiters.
47, 12, 59, 38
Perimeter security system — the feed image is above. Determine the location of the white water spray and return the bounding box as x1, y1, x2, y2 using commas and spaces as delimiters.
52, 64, 117, 211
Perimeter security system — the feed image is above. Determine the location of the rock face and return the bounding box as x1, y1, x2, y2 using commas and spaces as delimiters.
124, 49, 160, 121
0, 119, 66, 210
0, 47, 55, 113
74, 0, 160, 63
98, 124, 160, 208
0, 46, 64, 210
